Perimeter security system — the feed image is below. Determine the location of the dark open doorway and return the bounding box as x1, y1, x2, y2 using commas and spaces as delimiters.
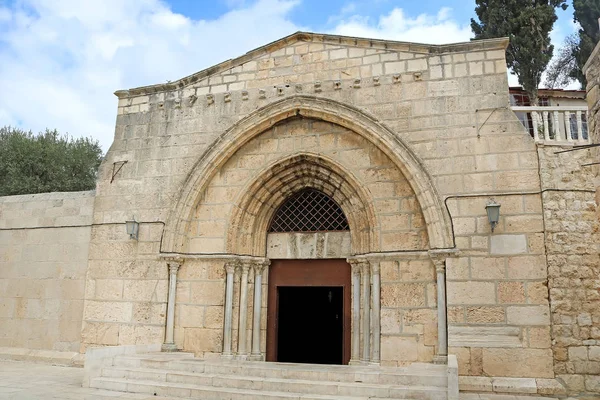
277, 286, 344, 365
266, 259, 351, 364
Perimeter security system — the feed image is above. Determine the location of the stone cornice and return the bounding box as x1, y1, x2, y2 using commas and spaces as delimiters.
114, 31, 509, 99
158, 253, 268, 264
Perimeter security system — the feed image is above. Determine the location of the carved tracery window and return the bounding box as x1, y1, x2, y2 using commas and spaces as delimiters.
268, 189, 349, 232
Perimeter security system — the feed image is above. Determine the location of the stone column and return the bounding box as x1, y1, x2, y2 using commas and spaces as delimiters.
250, 260, 268, 360
360, 260, 371, 362
236, 262, 251, 358
222, 260, 238, 358
370, 261, 381, 364
349, 260, 361, 364
162, 258, 182, 352
432, 257, 448, 364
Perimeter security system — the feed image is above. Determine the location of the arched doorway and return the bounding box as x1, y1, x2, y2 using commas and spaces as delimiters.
265, 189, 352, 364
166, 98, 451, 365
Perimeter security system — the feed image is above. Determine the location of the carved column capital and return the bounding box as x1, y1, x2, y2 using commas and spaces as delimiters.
370, 261, 380, 275
347, 258, 362, 275
225, 260, 239, 275
168, 263, 181, 276
239, 261, 251, 274
433, 259, 446, 273
252, 259, 269, 274
164, 257, 183, 275
428, 249, 458, 273
359, 260, 370, 274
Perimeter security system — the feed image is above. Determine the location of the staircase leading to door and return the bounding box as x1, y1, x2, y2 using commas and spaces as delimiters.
89, 352, 455, 399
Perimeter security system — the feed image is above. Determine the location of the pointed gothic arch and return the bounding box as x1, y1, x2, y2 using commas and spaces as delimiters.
226, 153, 377, 255
162, 95, 454, 254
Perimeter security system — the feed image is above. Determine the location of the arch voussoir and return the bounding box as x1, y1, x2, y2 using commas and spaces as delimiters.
163, 95, 454, 255
225, 153, 376, 256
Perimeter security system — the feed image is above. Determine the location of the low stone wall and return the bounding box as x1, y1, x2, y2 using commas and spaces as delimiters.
0, 191, 94, 355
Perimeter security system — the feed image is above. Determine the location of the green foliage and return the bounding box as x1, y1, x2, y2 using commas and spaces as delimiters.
545, 33, 580, 88
471, 0, 568, 104
0, 126, 103, 196
572, 0, 600, 86
545, 0, 600, 88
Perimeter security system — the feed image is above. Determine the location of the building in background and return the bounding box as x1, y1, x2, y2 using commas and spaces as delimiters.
509, 86, 589, 142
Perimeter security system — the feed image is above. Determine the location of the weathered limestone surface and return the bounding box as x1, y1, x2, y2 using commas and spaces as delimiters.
2, 32, 599, 396
538, 143, 600, 394
84, 32, 556, 374
583, 40, 599, 225
0, 191, 94, 353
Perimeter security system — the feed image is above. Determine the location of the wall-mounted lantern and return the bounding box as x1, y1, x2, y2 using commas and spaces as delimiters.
125, 218, 139, 240
485, 200, 501, 232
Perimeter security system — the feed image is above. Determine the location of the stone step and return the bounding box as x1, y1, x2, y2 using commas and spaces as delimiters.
101, 366, 448, 395
91, 376, 447, 400
111, 355, 447, 386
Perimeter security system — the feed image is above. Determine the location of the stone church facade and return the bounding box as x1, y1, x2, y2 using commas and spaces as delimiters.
1, 32, 599, 397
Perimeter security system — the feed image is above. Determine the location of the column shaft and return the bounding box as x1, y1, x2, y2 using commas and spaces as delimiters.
361, 261, 371, 362
162, 259, 181, 352
251, 261, 268, 360
350, 261, 361, 363
237, 263, 250, 357
222, 261, 237, 357
436, 261, 448, 359
371, 262, 381, 363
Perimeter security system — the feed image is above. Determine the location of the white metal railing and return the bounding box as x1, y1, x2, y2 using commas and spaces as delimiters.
511, 106, 590, 145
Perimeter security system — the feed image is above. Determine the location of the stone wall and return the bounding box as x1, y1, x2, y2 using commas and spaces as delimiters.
446, 191, 553, 380
0, 191, 94, 354
538, 145, 600, 395
171, 117, 435, 362
583, 40, 600, 225
86, 33, 554, 380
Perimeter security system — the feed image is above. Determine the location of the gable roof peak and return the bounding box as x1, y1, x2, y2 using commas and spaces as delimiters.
115, 31, 508, 98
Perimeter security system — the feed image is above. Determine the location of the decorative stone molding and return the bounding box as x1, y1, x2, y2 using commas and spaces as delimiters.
226, 153, 376, 255
162, 95, 454, 256
206, 94, 214, 105
114, 32, 508, 98
314, 81, 322, 93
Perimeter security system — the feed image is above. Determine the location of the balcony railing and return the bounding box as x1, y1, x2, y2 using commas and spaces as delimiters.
511, 106, 590, 145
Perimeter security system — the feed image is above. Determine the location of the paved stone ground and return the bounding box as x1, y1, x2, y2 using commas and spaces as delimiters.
0, 360, 561, 400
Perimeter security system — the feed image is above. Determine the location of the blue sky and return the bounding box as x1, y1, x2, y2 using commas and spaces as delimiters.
0, 0, 581, 150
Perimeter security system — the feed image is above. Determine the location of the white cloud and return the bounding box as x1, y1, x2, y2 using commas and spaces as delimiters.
331, 7, 472, 44
0, 0, 301, 150
0, 1, 481, 152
